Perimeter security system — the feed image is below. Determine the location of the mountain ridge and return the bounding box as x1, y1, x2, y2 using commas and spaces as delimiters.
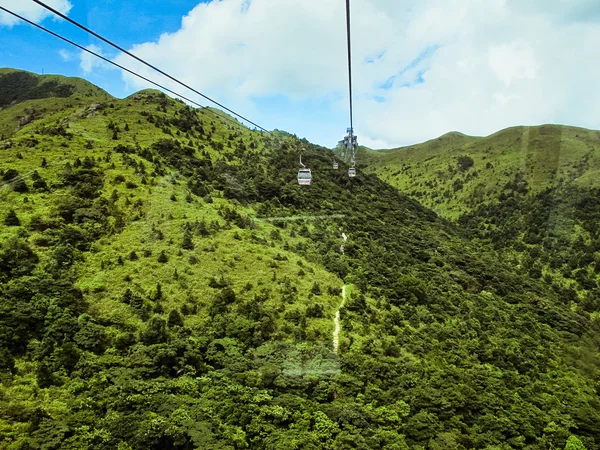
364, 123, 600, 218
0, 68, 599, 449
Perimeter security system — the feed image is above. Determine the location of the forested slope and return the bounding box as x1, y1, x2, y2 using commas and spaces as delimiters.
365, 124, 600, 333
0, 70, 598, 450
364, 125, 600, 218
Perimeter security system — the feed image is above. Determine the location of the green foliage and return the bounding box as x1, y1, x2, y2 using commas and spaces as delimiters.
311, 281, 322, 295
0, 71, 79, 107
181, 228, 194, 250
0, 238, 39, 280
157, 250, 168, 263
167, 309, 184, 328
457, 155, 474, 171
140, 315, 168, 344
565, 435, 587, 450
4, 209, 20, 226
0, 71, 599, 450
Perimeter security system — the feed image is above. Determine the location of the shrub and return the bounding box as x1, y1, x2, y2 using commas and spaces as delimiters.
158, 250, 168, 263
458, 155, 474, 171
4, 210, 20, 226
167, 309, 184, 328
311, 282, 322, 295
182, 229, 194, 250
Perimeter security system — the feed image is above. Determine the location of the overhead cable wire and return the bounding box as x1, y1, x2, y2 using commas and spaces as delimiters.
32, 0, 268, 132
0, 6, 209, 111
0, 6, 261, 133
345, 0, 354, 132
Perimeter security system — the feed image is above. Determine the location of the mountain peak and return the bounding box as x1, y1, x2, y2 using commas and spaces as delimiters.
0, 68, 112, 108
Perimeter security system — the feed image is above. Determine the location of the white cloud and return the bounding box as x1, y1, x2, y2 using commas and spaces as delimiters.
80, 44, 112, 74
488, 42, 538, 87
0, 0, 72, 27
58, 49, 73, 61
111, 0, 600, 148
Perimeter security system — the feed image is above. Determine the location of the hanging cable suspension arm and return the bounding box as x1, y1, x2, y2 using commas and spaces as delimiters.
32, 0, 268, 132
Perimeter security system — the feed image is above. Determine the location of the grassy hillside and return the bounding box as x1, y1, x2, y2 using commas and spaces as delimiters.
0, 69, 112, 141
364, 125, 600, 219
0, 68, 111, 106
365, 125, 600, 304
0, 70, 599, 449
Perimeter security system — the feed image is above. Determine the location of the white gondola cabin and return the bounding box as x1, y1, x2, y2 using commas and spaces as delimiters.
348, 167, 356, 177
297, 168, 312, 185
333, 162, 339, 170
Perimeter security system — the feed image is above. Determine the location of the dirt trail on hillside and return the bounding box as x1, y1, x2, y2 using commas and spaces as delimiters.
333, 285, 346, 354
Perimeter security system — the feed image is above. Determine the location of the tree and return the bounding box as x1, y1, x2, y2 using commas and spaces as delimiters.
219, 287, 237, 304
74, 316, 107, 353
4, 209, 20, 226
306, 303, 324, 318
182, 229, 194, 250
12, 178, 29, 193
0, 238, 39, 279
167, 309, 184, 328
158, 250, 168, 263
0, 347, 15, 373
457, 155, 474, 171
311, 282, 322, 295
141, 316, 168, 345
154, 282, 163, 301
565, 436, 587, 450
31, 171, 48, 191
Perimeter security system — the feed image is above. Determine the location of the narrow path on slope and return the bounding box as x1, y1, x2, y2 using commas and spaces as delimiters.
333, 285, 346, 354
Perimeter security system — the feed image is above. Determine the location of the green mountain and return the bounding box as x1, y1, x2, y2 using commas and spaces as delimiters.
365, 125, 600, 305
364, 125, 600, 219
0, 69, 112, 140
1, 70, 599, 450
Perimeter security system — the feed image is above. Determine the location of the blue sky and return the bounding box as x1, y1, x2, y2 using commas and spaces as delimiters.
0, 0, 353, 146
0, 0, 206, 97
1, 0, 599, 148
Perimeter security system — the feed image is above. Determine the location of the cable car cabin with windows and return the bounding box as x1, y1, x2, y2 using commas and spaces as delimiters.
348, 167, 356, 177
333, 162, 339, 170
297, 168, 312, 185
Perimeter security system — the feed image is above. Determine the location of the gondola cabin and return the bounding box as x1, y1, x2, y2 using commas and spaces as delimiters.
297, 168, 312, 185
333, 162, 339, 170
348, 167, 356, 177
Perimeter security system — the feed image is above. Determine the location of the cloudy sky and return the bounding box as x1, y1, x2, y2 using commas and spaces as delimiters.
1, 0, 599, 148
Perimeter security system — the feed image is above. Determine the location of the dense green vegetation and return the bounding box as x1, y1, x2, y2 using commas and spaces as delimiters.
0, 70, 599, 449
363, 125, 600, 219
365, 124, 600, 320
0, 69, 110, 108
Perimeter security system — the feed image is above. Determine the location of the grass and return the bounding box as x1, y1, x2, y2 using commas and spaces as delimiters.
0, 71, 344, 350
363, 124, 600, 219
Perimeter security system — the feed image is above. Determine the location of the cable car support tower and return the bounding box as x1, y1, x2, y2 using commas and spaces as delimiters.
339, 0, 358, 177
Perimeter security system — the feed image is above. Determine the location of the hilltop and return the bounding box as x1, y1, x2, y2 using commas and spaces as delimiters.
0, 69, 112, 140
364, 124, 600, 218
365, 124, 600, 303
0, 69, 599, 449
0, 68, 112, 106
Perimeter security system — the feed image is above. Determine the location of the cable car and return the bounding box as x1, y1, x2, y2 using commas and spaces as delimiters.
298, 168, 312, 185
348, 167, 356, 177
333, 162, 339, 170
